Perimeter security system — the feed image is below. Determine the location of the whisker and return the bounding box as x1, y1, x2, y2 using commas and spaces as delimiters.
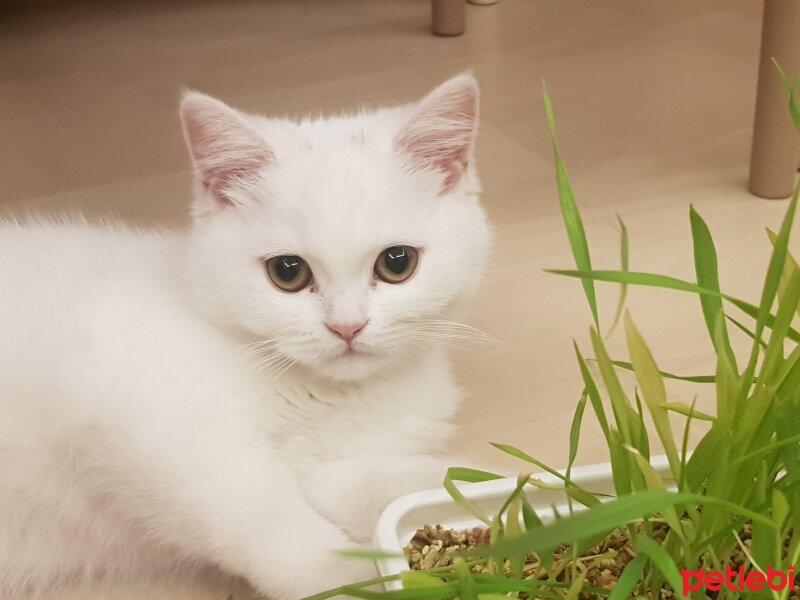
238, 339, 283, 359
243, 347, 282, 360
270, 356, 297, 381
253, 353, 291, 371
402, 317, 496, 342
415, 329, 497, 344
246, 349, 291, 374
416, 330, 493, 340
239, 339, 279, 350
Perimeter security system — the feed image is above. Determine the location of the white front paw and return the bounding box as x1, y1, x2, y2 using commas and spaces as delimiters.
308, 457, 450, 543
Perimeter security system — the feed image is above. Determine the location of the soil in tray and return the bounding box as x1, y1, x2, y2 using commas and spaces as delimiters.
403, 523, 800, 599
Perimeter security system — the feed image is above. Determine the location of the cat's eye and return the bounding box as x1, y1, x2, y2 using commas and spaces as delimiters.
265, 255, 313, 292
374, 246, 418, 284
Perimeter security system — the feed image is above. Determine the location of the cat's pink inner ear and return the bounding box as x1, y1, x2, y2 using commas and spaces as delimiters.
180, 93, 275, 206
394, 74, 479, 194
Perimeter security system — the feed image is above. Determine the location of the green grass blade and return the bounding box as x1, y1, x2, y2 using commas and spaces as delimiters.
624, 313, 681, 478
735, 264, 800, 456
757, 268, 800, 386
471, 490, 775, 563
521, 495, 544, 530
490, 443, 570, 483
690, 205, 738, 374
504, 497, 524, 579
543, 82, 599, 328
576, 342, 612, 439
713, 313, 740, 432
443, 468, 499, 526
750, 461, 779, 570
362, 581, 457, 600
447, 467, 505, 483
726, 313, 768, 349
660, 402, 715, 421
725, 295, 800, 343
607, 552, 647, 600
776, 346, 800, 398
526, 477, 601, 507
683, 421, 725, 495
606, 215, 630, 338
300, 573, 411, 600
453, 558, 477, 600
624, 444, 666, 491
563, 572, 587, 600
766, 227, 800, 319
547, 268, 800, 343
678, 397, 698, 493
775, 397, 800, 523
547, 268, 703, 293
774, 59, 792, 90
609, 360, 715, 383
773, 60, 800, 135
609, 427, 634, 496
731, 432, 800, 466
633, 389, 651, 460
495, 473, 533, 520
400, 572, 447, 588
634, 535, 684, 595
470, 490, 689, 560
491, 444, 603, 505
738, 182, 799, 406
567, 391, 588, 485
591, 327, 637, 445
624, 445, 685, 539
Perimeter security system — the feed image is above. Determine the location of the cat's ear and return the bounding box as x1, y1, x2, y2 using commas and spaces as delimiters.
180, 92, 275, 208
394, 74, 479, 194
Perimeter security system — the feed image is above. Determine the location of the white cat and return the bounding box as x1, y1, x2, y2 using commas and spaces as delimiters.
0, 74, 490, 599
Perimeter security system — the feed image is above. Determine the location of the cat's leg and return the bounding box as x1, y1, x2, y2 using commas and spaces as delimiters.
0, 391, 380, 599
307, 455, 453, 543
118, 420, 377, 599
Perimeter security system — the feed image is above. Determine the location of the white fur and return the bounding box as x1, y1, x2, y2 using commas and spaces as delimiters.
0, 75, 490, 598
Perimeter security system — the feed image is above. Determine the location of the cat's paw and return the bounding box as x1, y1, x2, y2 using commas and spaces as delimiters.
307, 460, 388, 543
308, 456, 451, 543
250, 550, 377, 600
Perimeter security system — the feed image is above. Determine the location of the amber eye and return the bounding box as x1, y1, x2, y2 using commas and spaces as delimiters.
374, 246, 419, 284
265, 255, 313, 292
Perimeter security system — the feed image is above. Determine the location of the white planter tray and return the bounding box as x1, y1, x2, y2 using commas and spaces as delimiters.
373, 455, 674, 586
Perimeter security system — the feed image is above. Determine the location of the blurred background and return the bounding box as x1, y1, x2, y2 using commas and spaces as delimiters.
1, 1, 796, 598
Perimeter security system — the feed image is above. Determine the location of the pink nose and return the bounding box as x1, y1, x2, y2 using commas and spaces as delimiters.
326, 321, 368, 343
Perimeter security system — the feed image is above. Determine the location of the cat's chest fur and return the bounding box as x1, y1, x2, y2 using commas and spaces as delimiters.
258, 351, 457, 463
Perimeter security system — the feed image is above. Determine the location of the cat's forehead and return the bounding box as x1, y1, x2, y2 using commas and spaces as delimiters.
260, 114, 432, 216
242, 109, 440, 270
297, 115, 374, 148
252, 107, 407, 153
262, 155, 431, 250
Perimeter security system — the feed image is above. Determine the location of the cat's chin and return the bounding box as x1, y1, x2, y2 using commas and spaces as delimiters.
300, 348, 394, 383
317, 351, 384, 382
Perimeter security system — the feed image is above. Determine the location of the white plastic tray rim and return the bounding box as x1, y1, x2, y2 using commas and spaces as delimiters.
373, 455, 674, 584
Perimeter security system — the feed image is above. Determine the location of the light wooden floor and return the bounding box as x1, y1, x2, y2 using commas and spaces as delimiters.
2, 1, 797, 598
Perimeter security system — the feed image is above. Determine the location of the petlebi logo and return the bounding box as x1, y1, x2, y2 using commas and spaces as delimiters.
681, 565, 796, 596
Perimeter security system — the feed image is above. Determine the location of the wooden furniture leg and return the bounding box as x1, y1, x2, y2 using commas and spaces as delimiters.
748, 0, 800, 199
432, 0, 465, 36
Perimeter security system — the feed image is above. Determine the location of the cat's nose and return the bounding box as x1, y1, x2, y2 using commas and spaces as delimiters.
325, 321, 368, 343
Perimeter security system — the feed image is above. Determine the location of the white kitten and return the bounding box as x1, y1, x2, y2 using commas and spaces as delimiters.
0, 74, 490, 599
